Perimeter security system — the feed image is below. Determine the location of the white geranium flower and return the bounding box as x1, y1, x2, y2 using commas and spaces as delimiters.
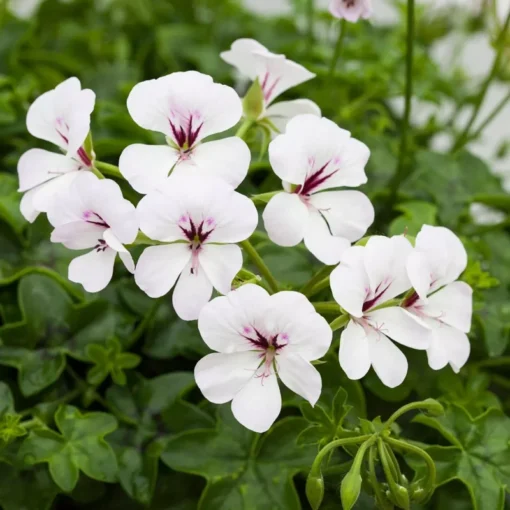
134, 175, 258, 321
330, 236, 431, 388
119, 71, 249, 194
262, 115, 374, 265
195, 284, 332, 433
221, 39, 320, 132
18, 77, 96, 222
404, 225, 473, 373
47, 173, 138, 293
329, 0, 373, 22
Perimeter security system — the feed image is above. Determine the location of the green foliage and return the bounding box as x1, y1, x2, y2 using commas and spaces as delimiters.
0, 0, 509, 508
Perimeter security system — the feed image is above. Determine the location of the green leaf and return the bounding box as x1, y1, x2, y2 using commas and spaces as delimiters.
389, 200, 437, 236
0, 173, 26, 235
20, 405, 118, 492
409, 405, 510, 510
161, 406, 315, 510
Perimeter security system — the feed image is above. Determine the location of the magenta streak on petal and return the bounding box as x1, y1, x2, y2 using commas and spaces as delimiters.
295, 161, 339, 196
362, 281, 392, 312
402, 291, 420, 308
168, 114, 204, 149
242, 327, 288, 351
178, 216, 215, 275
83, 211, 109, 229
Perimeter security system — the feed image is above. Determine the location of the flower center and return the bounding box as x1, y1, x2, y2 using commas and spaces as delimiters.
55, 117, 92, 167
168, 109, 204, 149
178, 215, 216, 275
241, 326, 289, 382
343, 0, 356, 6
94, 239, 108, 252
362, 279, 392, 312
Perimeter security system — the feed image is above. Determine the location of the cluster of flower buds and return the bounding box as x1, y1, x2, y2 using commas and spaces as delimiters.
17, 35, 472, 433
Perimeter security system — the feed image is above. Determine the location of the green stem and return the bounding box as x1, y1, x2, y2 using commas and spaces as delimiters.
473, 356, 510, 368
465, 89, 510, 144
385, 437, 436, 490
388, 0, 415, 201
236, 119, 254, 139
0, 266, 84, 301
126, 298, 163, 349
305, 276, 331, 298
307, 0, 315, 47
377, 438, 404, 501
369, 446, 393, 510
329, 314, 350, 331
313, 302, 342, 315
309, 435, 373, 477
95, 161, 123, 179
240, 240, 279, 293
329, 19, 347, 77
383, 399, 443, 431
452, 8, 510, 152
300, 266, 334, 295
90, 166, 105, 180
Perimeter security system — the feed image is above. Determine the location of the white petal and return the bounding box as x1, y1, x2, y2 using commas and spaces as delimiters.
119, 251, 135, 274
173, 137, 250, 189
252, 52, 315, 105
330, 0, 373, 21
195, 351, 261, 404
26, 78, 95, 156
406, 251, 432, 301
277, 352, 321, 405
364, 235, 413, 306
198, 284, 271, 353
51, 221, 105, 249
119, 144, 179, 195
427, 325, 470, 373
68, 248, 117, 293
316, 137, 370, 190
303, 211, 350, 265
103, 228, 127, 253
339, 321, 371, 380
199, 244, 242, 295
367, 307, 430, 349
413, 225, 468, 292
269, 115, 350, 185
127, 71, 242, 143
330, 246, 369, 318
424, 282, 473, 333
368, 331, 408, 388
262, 192, 309, 247
135, 244, 191, 298
231, 371, 281, 433
263, 99, 321, 135
172, 261, 213, 321
205, 189, 258, 244
32, 170, 83, 217
20, 188, 41, 223
17, 149, 81, 192
220, 38, 269, 80
308, 190, 374, 242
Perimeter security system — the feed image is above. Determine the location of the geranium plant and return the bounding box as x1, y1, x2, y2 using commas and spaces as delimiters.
0, 0, 509, 509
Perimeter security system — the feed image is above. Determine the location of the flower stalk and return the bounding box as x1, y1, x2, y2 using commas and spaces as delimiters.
240, 240, 279, 293
329, 19, 347, 77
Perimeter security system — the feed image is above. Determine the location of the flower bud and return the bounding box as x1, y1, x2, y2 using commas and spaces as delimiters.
340, 470, 362, 510
306, 471, 324, 510
421, 398, 444, 417
391, 485, 410, 510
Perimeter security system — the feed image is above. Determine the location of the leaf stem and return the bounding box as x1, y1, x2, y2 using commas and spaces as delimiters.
307, 0, 315, 47
388, 0, 415, 201
313, 302, 341, 315
300, 266, 334, 295
329, 313, 350, 331
383, 399, 443, 431
329, 19, 347, 77
95, 161, 123, 179
240, 240, 279, 293
452, 8, 510, 152
250, 191, 280, 205
305, 275, 331, 298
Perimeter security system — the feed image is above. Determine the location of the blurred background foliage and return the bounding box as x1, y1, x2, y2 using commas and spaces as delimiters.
0, 0, 510, 509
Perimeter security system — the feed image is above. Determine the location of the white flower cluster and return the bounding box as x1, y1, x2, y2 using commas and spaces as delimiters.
17, 38, 473, 432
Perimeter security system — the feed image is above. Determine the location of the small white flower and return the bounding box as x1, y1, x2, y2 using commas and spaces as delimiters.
262, 114, 374, 265
8, 0, 43, 19
18, 77, 96, 222
47, 173, 138, 293
329, 0, 373, 22
221, 39, 320, 131
195, 284, 332, 433
134, 175, 258, 321
331, 236, 431, 388
119, 71, 249, 194
404, 225, 473, 373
